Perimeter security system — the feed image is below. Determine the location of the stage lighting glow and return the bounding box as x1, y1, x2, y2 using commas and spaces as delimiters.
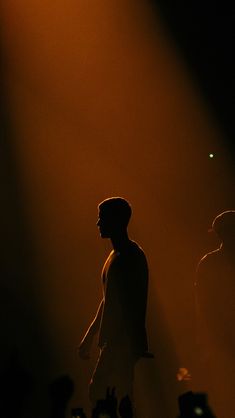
176, 367, 191, 381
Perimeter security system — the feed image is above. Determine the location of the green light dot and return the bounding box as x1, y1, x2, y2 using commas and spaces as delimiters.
194, 406, 204, 416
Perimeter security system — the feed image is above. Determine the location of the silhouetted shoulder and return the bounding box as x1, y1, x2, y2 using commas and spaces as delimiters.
122, 240, 148, 265
126, 240, 146, 256
196, 248, 221, 275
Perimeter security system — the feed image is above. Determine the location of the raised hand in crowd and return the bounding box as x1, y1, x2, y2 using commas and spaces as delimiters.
91, 387, 118, 418
118, 395, 133, 418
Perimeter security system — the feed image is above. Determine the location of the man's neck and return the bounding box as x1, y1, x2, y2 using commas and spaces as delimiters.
110, 232, 130, 252
221, 241, 235, 258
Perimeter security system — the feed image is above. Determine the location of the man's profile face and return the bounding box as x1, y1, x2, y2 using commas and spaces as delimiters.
97, 208, 116, 238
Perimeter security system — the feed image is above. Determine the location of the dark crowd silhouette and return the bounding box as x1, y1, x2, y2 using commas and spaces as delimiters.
70, 389, 216, 418
0, 349, 34, 418
0, 360, 217, 417
0, 369, 216, 418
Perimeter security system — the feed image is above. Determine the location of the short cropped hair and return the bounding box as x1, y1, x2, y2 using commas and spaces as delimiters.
98, 197, 132, 226
212, 210, 235, 239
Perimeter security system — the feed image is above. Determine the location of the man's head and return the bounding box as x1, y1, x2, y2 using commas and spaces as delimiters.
97, 197, 132, 238
211, 210, 235, 247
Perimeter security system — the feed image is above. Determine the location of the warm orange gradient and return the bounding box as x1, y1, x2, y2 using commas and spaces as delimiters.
1, 1, 234, 416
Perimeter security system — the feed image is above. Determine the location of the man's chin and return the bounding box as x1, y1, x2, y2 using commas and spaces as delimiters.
100, 231, 109, 238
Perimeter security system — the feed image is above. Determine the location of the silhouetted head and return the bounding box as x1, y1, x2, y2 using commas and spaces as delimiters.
97, 197, 132, 238
212, 210, 235, 248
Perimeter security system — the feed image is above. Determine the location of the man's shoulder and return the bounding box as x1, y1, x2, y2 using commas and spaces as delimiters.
123, 241, 148, 275
197, 248, 221, 270
128, 240, 147, 259
196, 248, 221, 285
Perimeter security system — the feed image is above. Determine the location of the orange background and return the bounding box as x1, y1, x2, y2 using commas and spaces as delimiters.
1, 1, 234, 416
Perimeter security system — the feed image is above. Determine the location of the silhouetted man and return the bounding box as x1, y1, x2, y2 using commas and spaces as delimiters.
78, 197, 149, 407
195, 210, 235, 418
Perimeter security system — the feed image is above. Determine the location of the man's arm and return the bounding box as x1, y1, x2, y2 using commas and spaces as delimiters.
78, 299, 104, 359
